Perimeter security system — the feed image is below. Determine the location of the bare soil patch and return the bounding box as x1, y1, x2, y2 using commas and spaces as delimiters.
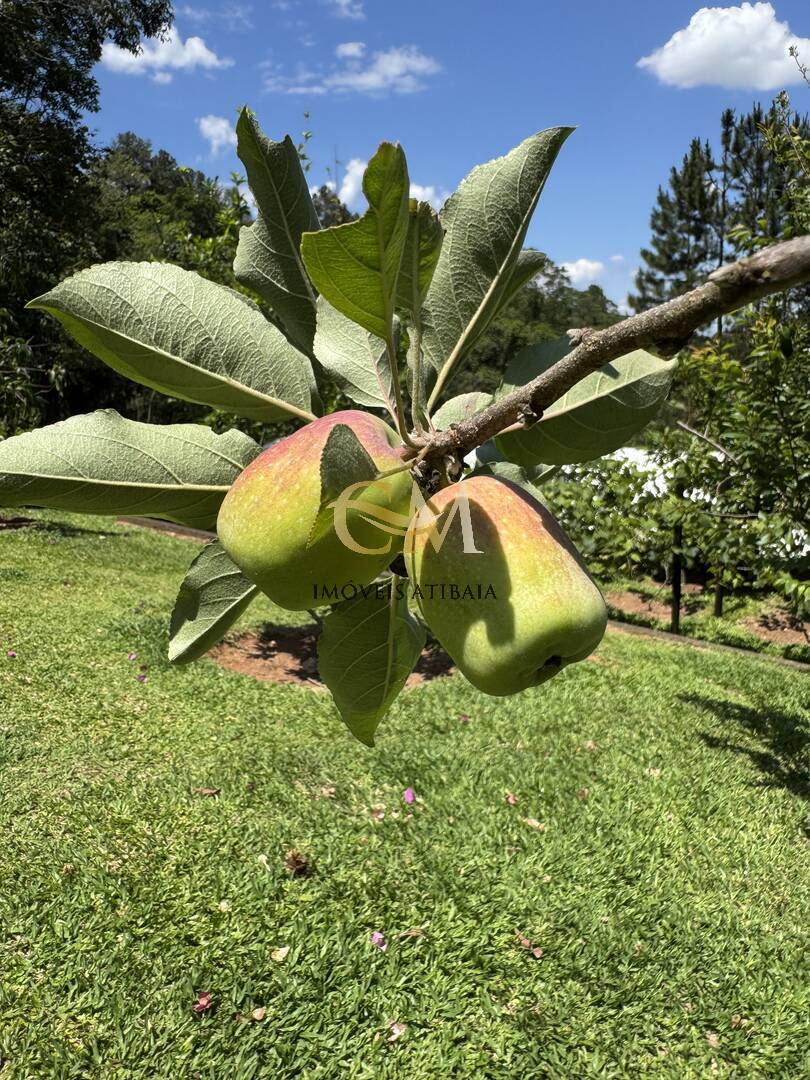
210, 624, 455, 689
743, 610, 810, 648
606, 590, 671, 622
608, 588, 809, 651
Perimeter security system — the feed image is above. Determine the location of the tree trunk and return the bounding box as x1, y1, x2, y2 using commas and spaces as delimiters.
671, 484, 685, 635
713, 581, 724, 618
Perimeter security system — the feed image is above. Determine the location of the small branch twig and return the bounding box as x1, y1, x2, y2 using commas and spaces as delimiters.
421, 235, 810, 473
676, 420, 740, 464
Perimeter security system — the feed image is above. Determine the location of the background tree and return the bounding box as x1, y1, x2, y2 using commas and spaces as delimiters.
629, 139, 719, 311
310, 185, 357, 227
0, 0, 173, 431
630, 105, 810, 315
580, 90, 810, 622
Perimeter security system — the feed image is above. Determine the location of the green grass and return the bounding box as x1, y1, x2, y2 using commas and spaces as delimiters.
604, 576, 810, 664
1, 512, 809, 1078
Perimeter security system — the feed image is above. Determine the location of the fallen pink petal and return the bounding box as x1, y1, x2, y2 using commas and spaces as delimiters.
127, 652, 138, 661
6, 650, 17, 659
192, 991, 213, 1014
370, 931, 387, 951
137, 673, 148, 683
403, 787, 415, 804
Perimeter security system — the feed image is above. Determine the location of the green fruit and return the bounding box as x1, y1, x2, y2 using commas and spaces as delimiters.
405, 474, 607, 695
217, 410, 413, 610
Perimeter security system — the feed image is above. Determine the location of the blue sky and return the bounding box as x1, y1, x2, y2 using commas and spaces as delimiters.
94, 1, 810, 306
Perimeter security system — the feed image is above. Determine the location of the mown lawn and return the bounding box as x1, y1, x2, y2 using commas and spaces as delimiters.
1, 512, 808, 1079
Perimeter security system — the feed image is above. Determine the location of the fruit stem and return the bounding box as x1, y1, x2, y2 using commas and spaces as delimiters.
375, 443, 431, 481
386, 332, 417, 448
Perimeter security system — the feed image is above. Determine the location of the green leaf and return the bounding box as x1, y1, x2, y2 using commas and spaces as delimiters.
312, 297, 398, 417
471, 438, 559, 483
397, 200, 444, 429
468, 459, 553, 501
506, 248, 547, 299
495, 337, 676, 465
421, 128, 573, 408
300, 143, 410, 340
233, 109, 321, 355
169, 540, 258, 664
307, 422, 379, 550
0, 410, 258, 529
29, 262, 317, 423
432, 392, 492, 430
317, 578, 425, 746
396, 199, 443, 318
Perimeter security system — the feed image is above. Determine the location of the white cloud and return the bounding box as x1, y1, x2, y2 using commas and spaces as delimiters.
327, 0, 365, 19
177, 4, 254, 31
263, 45, 440, 95
331, 163, 449, 211
102, 31, 233, 80
638, 2, 810, 90
561, 258, 605, 286
335, 41, 365, 58
329, 46, 440, 93
410, 182, 451, 211
338, 158, 367, 207
198, 115, 237, 155
609, 254, 625, 264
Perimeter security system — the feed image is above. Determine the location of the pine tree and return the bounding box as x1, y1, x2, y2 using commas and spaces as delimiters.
730, 102, 810, 244
714, 108, 736, 335
629, 139, 719, 311
631, 105, 810, 318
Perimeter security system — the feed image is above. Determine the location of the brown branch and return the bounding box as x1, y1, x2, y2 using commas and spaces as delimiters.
421, 235, 810, 473
675, 420, 740, 464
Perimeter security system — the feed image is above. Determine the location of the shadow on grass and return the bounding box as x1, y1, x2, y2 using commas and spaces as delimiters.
684, 693, 810, 802
0, 516, 117, 538
215, 623, 455, 687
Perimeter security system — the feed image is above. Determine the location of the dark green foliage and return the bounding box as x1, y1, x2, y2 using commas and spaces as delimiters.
618, 92, 810, 615
91, 134, 247, 283
0, 0, 174, 432
0, 106, 100, 317
544, 305, 809, 616
630, 138, 720, 311
0, 0, 172, 119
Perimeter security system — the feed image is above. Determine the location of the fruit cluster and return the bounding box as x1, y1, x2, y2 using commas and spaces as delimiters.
218, 410, 607, 697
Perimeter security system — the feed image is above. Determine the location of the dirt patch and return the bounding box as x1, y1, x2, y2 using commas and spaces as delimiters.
606, 590, 672, 623
743, 610, 810, 648
210, 625, 455, 689
608, 589, 809, 651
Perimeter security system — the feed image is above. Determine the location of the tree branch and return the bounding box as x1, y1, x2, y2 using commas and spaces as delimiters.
421, 235, 810, 473
675, 420, 740, 464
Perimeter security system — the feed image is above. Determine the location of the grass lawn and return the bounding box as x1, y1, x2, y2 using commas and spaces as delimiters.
1, 512, 809, 1078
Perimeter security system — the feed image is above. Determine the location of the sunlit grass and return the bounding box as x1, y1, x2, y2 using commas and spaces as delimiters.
1, 512, 808, 1077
